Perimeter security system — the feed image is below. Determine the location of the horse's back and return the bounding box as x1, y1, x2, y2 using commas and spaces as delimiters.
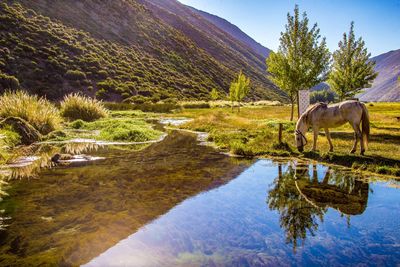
338, 100, 364, 122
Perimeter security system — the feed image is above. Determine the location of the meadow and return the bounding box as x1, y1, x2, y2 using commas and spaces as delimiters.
0, 93, 399, 178
169, 102, 400, 177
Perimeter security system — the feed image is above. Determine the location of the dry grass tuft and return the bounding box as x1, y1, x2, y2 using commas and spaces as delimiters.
0, 91, 61, 134
60, 93, 108, 122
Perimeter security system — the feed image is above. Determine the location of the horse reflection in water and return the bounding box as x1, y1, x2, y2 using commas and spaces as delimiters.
267, 162, 369, 251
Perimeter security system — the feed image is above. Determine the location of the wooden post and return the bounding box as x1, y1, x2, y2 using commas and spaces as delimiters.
278, 123, 283, 144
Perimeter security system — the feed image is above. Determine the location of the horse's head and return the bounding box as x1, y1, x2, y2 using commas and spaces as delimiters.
295, 116, 308, 152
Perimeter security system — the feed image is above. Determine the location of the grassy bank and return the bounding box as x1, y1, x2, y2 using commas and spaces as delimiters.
170, 103, 400, 177
1, 93, 399, 178
0, 93, 163, 165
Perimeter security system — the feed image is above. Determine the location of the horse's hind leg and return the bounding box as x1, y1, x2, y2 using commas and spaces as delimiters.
324, 128, 333, 152
350, 123, 362, 154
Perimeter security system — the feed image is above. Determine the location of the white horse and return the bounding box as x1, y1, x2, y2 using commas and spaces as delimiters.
295, 100, 370, 155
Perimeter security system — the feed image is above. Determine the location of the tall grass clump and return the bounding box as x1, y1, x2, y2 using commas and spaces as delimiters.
60, 93, 108, 122
0, 91, 61, 134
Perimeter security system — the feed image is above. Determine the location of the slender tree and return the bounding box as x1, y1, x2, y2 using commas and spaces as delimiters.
229, 71, 251, 112
266, 52, 297, 120
210, 88, 219, 101
328, 22, 378, 100
266, 5, 331, 120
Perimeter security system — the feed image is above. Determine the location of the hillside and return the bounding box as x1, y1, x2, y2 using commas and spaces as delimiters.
137, 0, 276, 94
0, 1, 286, 102
359, 49, 400, 102
187, 6, 271, 59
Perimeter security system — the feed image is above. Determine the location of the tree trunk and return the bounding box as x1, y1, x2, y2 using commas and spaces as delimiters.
290, 94, 295, 121
296, 91, 300, 119
290, 102, 294, 121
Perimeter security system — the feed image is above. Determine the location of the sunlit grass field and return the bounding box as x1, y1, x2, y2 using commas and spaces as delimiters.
170, 102, 400, 175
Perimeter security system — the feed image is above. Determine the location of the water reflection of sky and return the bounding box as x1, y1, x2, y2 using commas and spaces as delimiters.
85, 160, 400, 266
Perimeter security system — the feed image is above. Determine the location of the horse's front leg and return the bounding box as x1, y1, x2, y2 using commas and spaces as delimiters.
312, 127, 319, 151
324, 128, 333, 152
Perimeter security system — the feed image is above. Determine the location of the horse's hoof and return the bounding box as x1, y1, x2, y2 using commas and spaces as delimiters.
350, 150, 356, 154
329, 148, 333, 152
360, 150, 365, 156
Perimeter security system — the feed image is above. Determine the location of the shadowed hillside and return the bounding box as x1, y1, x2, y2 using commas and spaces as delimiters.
0, 1, 286, 102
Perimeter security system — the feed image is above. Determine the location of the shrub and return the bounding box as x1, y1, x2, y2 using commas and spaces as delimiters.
132, 103, 179, 113
310, 89, 336, 104
181, 101, 210, 109
65, 70, 86, 80
130, 95, 148, 104
60, 93, 108, 122
0, 90, 61, 134
0, 72, 20, 91
70, 119, 85, 129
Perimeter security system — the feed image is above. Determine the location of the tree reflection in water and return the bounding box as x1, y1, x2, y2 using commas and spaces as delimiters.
267, 162, 369, 251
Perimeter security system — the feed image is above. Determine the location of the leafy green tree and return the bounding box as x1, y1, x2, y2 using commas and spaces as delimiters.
328, 22, 378, 100
266, 5, 331, 120
266, 52, 297, 120
210, 88, 219, 101
229, 71, 250, 112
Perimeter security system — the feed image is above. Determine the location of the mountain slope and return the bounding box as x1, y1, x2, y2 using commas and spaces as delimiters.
187, 6, 271, 59
137, 0, 279, 98
0, 0, 286, 102
359, 49, 400, 102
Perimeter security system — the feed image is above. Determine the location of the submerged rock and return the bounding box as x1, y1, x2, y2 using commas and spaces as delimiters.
0, 117, 42, 145
51, 153, 74, 163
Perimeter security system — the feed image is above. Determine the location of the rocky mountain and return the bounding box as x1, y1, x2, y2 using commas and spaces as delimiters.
359, 49, 400, 102
0, 0, 286, 102
187, 6, 271, 59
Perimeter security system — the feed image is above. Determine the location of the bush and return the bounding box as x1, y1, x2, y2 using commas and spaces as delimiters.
65, 70, 86, 80
132, 103, 179, 113
60, 93, 108, 122
0, 90, 61, 134
70, 119, 85, 129
181, 101, 210, 109
310, 89, 336, 104
0, 72, 20, 91
130, 95, 148, 104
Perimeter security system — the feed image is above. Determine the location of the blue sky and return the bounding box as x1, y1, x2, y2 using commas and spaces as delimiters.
178, 0, 400, 57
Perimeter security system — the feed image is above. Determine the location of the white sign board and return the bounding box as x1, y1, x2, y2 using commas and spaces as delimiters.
298, 89, 310, 116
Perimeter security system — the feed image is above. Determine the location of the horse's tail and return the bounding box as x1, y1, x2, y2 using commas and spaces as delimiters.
361, 103, 370, 149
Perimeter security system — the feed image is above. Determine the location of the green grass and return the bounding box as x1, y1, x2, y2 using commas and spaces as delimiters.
170, 103, 400, 177
60, 93, 109, 122
0, 91, 61, 134
82, 118, 162, 142
0, 127, 21, 164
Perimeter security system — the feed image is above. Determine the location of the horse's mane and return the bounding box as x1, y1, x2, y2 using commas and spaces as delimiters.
302, 102, 327, 123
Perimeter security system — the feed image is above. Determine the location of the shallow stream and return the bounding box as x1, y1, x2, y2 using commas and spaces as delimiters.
0, 130, 399, 266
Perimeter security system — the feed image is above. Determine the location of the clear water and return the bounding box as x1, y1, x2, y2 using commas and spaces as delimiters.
1, 131, 399, 266
84, 160, 400, 267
